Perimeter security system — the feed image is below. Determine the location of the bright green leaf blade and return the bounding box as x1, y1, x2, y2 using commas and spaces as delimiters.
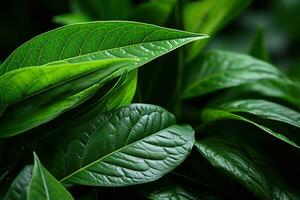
182, 50, 285, 99
0, 58, 137, 137
4, 166, 33, 200
184, 0, 252, 60
4, 154, 73, 200
27, 153, 74, 200
49, 104, 195, 186
0, 21, 207, 75
195, 135, 300, 199
248, 27, 270, 62
0, 58, 135, 107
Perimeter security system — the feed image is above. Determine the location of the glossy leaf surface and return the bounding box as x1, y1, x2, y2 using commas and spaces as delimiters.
182, 50, 285, 99
195, 135, 300, 199
50, 104, 195, 186
0, 21, 207, 75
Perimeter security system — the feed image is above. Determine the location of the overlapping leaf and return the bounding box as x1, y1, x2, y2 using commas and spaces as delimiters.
4, 153, 73, 200
182, 50, 286, 99
0, 58, 136, 137
49, 104, 195, 186
202, 99, 300, 148
195, 135, 300, 199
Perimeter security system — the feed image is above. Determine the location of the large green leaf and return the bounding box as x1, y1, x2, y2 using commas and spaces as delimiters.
0, 21, 207, 75
182, 50, 286, 99
48, 104, 195, 186
0, 58, 136, 137
184, 0, 252, 60
4, 153, 73, 200
202, 99, 300, 148
195, 134, 300, 199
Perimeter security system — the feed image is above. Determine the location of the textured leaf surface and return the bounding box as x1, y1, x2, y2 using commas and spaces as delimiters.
0, 21, 207, 75
50, 104, 195, 186
0, 58, 136, 137
182, 50, 285, 99
5, 154, 73, 200
202, 99, 300, 148
195, 135, 300, 199
4, 166, 33, 200
184, 0, 252, 60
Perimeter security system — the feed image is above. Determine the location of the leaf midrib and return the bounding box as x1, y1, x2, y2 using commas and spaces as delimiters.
59, 124, 182, 183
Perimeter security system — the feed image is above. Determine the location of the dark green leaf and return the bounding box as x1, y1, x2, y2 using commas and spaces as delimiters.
195, 134, 300, 199
49, 104, 195, 186
202, 99, 300, 148
182, 50, 286, 99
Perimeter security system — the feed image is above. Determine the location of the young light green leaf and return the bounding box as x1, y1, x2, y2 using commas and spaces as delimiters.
0, 58, 137, 137
49, 104, 195, 186
4, 154, 73, 200
184, 0, 252, 60
195, 135, 300, 199
202, 99, 300, 148
182, 50, 286, 99
0, 21, 207, 75
248, 27, 270, 62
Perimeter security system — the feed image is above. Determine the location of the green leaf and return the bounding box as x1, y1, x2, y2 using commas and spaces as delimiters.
182, 50, 285, 99
184, 0, 252, 61
0, 58, 137, 137
248, 27, 270, 62
202, 99, 300, 148
5, 153, 73, 200
195, 134, 300, 199
1, 21, 207, 76
49, 104, 195, 186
